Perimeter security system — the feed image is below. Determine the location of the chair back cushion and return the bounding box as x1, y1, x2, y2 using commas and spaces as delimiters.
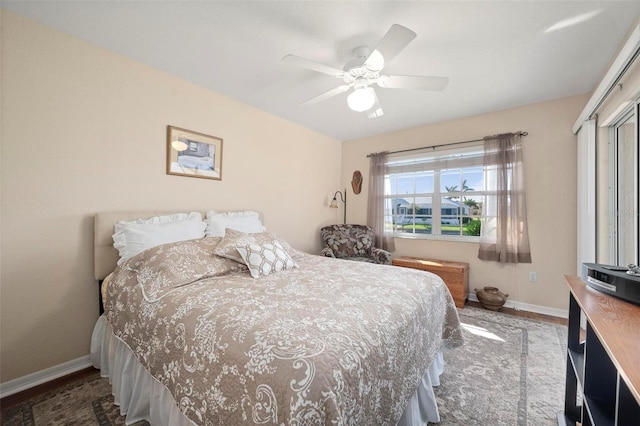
320, 224, 374, 258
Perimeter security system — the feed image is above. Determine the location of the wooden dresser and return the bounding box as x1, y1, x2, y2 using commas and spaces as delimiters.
560, 275, 640, 425
392, 256, 469, 308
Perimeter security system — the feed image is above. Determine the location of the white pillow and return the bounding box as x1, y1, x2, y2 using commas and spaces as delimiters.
205, 210, 266, 237
236, 240, 297, 278
113, 213, 206, 265
113, 212, 202, 240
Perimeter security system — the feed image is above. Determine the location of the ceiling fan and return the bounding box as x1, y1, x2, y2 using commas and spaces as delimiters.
282, 24, 449, 119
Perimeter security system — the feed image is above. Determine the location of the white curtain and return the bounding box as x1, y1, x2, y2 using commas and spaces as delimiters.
367, 152, 395, 252
478, 133, 531, 263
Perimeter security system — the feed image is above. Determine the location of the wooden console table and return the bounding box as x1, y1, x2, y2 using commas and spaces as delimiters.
560, 275, 640, 425
392, 257, 469, 308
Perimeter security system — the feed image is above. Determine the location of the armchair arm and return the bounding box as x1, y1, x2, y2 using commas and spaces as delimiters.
371, 247, 391, 265
320, 247, 336, 258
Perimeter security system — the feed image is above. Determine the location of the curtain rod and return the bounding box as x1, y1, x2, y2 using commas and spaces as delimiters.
366, 131, 528, 158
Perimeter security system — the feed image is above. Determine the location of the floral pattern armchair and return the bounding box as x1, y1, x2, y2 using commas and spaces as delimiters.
320, 224, 391, 265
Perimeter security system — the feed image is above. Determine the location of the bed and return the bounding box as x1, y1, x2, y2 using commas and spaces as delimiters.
90, 211, 464, 425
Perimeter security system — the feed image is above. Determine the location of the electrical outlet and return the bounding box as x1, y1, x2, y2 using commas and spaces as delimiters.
529, 272, 537, 282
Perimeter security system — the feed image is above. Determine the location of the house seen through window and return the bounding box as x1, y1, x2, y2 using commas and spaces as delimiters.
384, 143, 487, 240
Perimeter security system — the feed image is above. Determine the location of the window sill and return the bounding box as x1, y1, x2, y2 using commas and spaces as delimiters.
392, 233, 480, 244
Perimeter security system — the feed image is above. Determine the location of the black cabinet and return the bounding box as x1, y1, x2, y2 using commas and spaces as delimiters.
559, 276, 640, 426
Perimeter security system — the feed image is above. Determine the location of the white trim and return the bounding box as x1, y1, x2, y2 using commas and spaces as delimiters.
0, 355, 92, 399
468, 293, 568, 319
577, 119, 597, 274
599, 101, 632, 127
572, 24, 640, 134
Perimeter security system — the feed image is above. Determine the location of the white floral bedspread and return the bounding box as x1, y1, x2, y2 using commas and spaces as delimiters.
104, 236, 463, 425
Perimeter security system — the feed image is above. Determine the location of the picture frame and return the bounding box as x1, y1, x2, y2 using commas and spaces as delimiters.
166, 125, 223, 180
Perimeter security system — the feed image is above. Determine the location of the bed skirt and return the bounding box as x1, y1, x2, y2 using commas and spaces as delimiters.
90, 315, 444, 425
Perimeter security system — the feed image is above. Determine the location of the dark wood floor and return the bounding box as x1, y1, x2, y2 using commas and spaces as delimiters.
0, 302, 568, 411
0, 366, 99, 411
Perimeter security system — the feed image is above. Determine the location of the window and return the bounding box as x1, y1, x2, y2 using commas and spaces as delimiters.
609, 103, 639, 266
384, 143, 487, 241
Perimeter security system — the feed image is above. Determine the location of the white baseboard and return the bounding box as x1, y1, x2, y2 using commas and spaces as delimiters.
0, 355, 93, 399
468, 293, 568, 319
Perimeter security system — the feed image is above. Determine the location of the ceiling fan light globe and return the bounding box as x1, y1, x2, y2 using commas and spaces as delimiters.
347, 87, 375, 112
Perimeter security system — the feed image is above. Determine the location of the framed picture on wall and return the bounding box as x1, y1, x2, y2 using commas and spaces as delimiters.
166, 125, 223, 180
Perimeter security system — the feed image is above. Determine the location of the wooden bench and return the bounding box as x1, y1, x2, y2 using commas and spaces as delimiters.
392, 256, 469, 308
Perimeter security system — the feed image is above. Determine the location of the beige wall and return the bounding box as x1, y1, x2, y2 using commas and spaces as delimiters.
342, 94, 589, 313
0, 11, 342, 382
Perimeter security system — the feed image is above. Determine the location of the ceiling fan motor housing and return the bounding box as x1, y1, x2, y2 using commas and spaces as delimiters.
353, 77, 369, 90
353, 46, 371, 58
343, 47, 380, 85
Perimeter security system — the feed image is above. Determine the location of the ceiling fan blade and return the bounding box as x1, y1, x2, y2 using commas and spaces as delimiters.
365, 24, 416, 69
282, 54, 344, 77
300, 85, 350, 107
367, 91, 384, 119
377, 75, 449, 91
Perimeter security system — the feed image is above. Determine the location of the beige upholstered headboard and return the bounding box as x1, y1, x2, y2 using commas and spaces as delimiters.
94, 211, 182, 280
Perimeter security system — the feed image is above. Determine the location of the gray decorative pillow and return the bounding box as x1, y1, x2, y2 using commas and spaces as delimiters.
236, 240, 297, 278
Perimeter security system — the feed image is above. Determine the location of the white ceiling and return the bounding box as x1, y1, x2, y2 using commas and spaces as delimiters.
3, 1, 640, 141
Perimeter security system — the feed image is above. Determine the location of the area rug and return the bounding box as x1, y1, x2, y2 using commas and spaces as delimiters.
0, 373, 149, 426
1, 307, 566, 425
431, 307, 567, 425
